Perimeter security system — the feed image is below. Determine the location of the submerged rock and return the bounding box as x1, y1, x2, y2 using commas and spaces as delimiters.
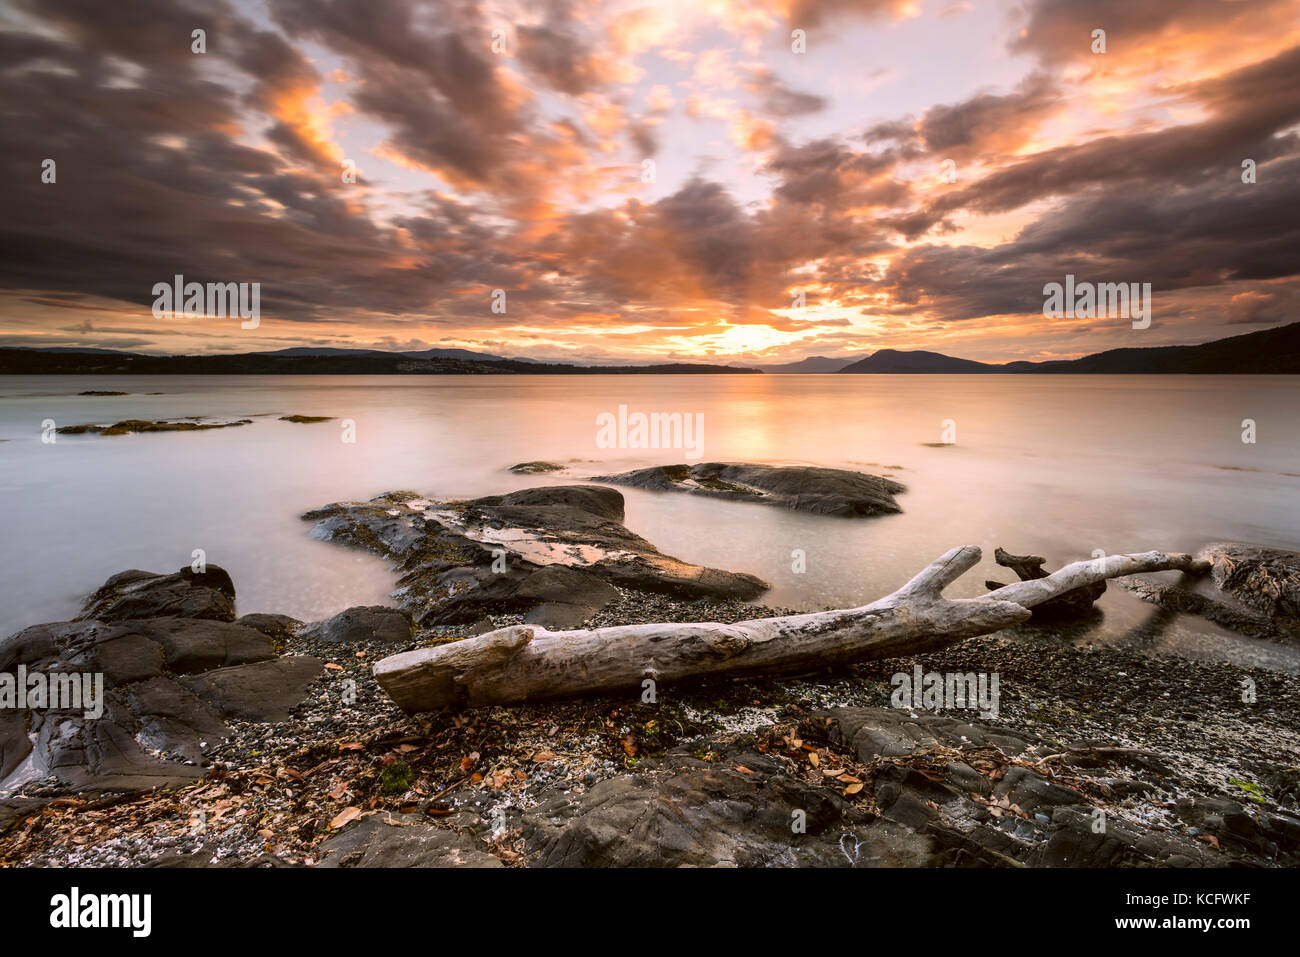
508, 461, 566, 474
302, 485, 768, 628
55, 418, 253, 436
589, 462, 906, 517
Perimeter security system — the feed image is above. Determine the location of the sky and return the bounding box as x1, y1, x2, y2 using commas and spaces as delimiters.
0, 0, 1297, 365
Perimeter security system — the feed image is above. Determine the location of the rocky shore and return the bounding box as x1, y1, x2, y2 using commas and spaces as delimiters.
2, 473, 1298, 868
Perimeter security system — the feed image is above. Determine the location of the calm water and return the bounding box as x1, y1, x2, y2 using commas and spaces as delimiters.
1, 375, 1298, 670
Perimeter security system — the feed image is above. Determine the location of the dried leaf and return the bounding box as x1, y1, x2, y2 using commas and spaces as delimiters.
328, 807, 360, 830
843, 782, 864, 795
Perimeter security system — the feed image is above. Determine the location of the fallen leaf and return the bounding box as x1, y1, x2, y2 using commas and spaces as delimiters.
324, 663, 343, 671
339, 742, 363, 752
328, 807, 360, 830
843, 783, 864, 795
734, 765, 754, 774
532, 750, 557, 763
808, 752, 820, 767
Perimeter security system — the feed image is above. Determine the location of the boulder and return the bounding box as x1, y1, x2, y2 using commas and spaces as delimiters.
301, 606, 414, 644
590, 462, 906, 518
79, 565, 237, 622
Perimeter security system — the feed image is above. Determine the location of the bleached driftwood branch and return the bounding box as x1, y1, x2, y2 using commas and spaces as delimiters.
374, 547, 1208, 713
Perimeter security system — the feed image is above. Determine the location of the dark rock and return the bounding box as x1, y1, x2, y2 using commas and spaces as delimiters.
79, 565, 237, 622
127, 677, 231, 764
590, 462, 906, 518
508, 461, 566, 474
521, 742, 932, 867
994, 766, 1086, 814
517, 566, 620, 629
56, 418, 253, 436
1, 568, 321, 796
301, 606, 414, 644
3, 618, 274, 682
234, 613, 301, 642
1116, 574, 1293, 640
317, 816, 503, 868
180, 656, 323, 722
826, 706, 1040, 761
1199, 542, 1300, 622
33, 692, 206, 793
303, 486, 768, 627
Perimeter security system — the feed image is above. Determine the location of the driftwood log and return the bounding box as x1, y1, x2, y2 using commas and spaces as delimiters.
374, 546, 1209, 713
984, 545, 1107, 619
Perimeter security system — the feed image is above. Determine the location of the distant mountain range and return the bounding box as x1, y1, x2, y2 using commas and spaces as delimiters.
0, 346, 757, 376
836, 321, 1300, 374
754, 356, 853, 374
2, 321, 1296, 374
253, 346, 541, 363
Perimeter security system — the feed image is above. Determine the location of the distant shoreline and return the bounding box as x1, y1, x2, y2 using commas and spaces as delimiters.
4, 319, 1297, 375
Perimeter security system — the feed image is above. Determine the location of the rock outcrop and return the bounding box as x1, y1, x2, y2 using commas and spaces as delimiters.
589, 462, 906, 517
1199, 542, 1300, 622
302, 485, 768, 629
0, 565, 323, 795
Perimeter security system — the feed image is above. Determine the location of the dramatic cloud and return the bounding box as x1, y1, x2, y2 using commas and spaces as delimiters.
0, 0, 1296, 363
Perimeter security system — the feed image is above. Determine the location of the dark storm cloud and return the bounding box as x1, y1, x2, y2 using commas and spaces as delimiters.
879, 153, 1300, 323
897, 44, 1300, 238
